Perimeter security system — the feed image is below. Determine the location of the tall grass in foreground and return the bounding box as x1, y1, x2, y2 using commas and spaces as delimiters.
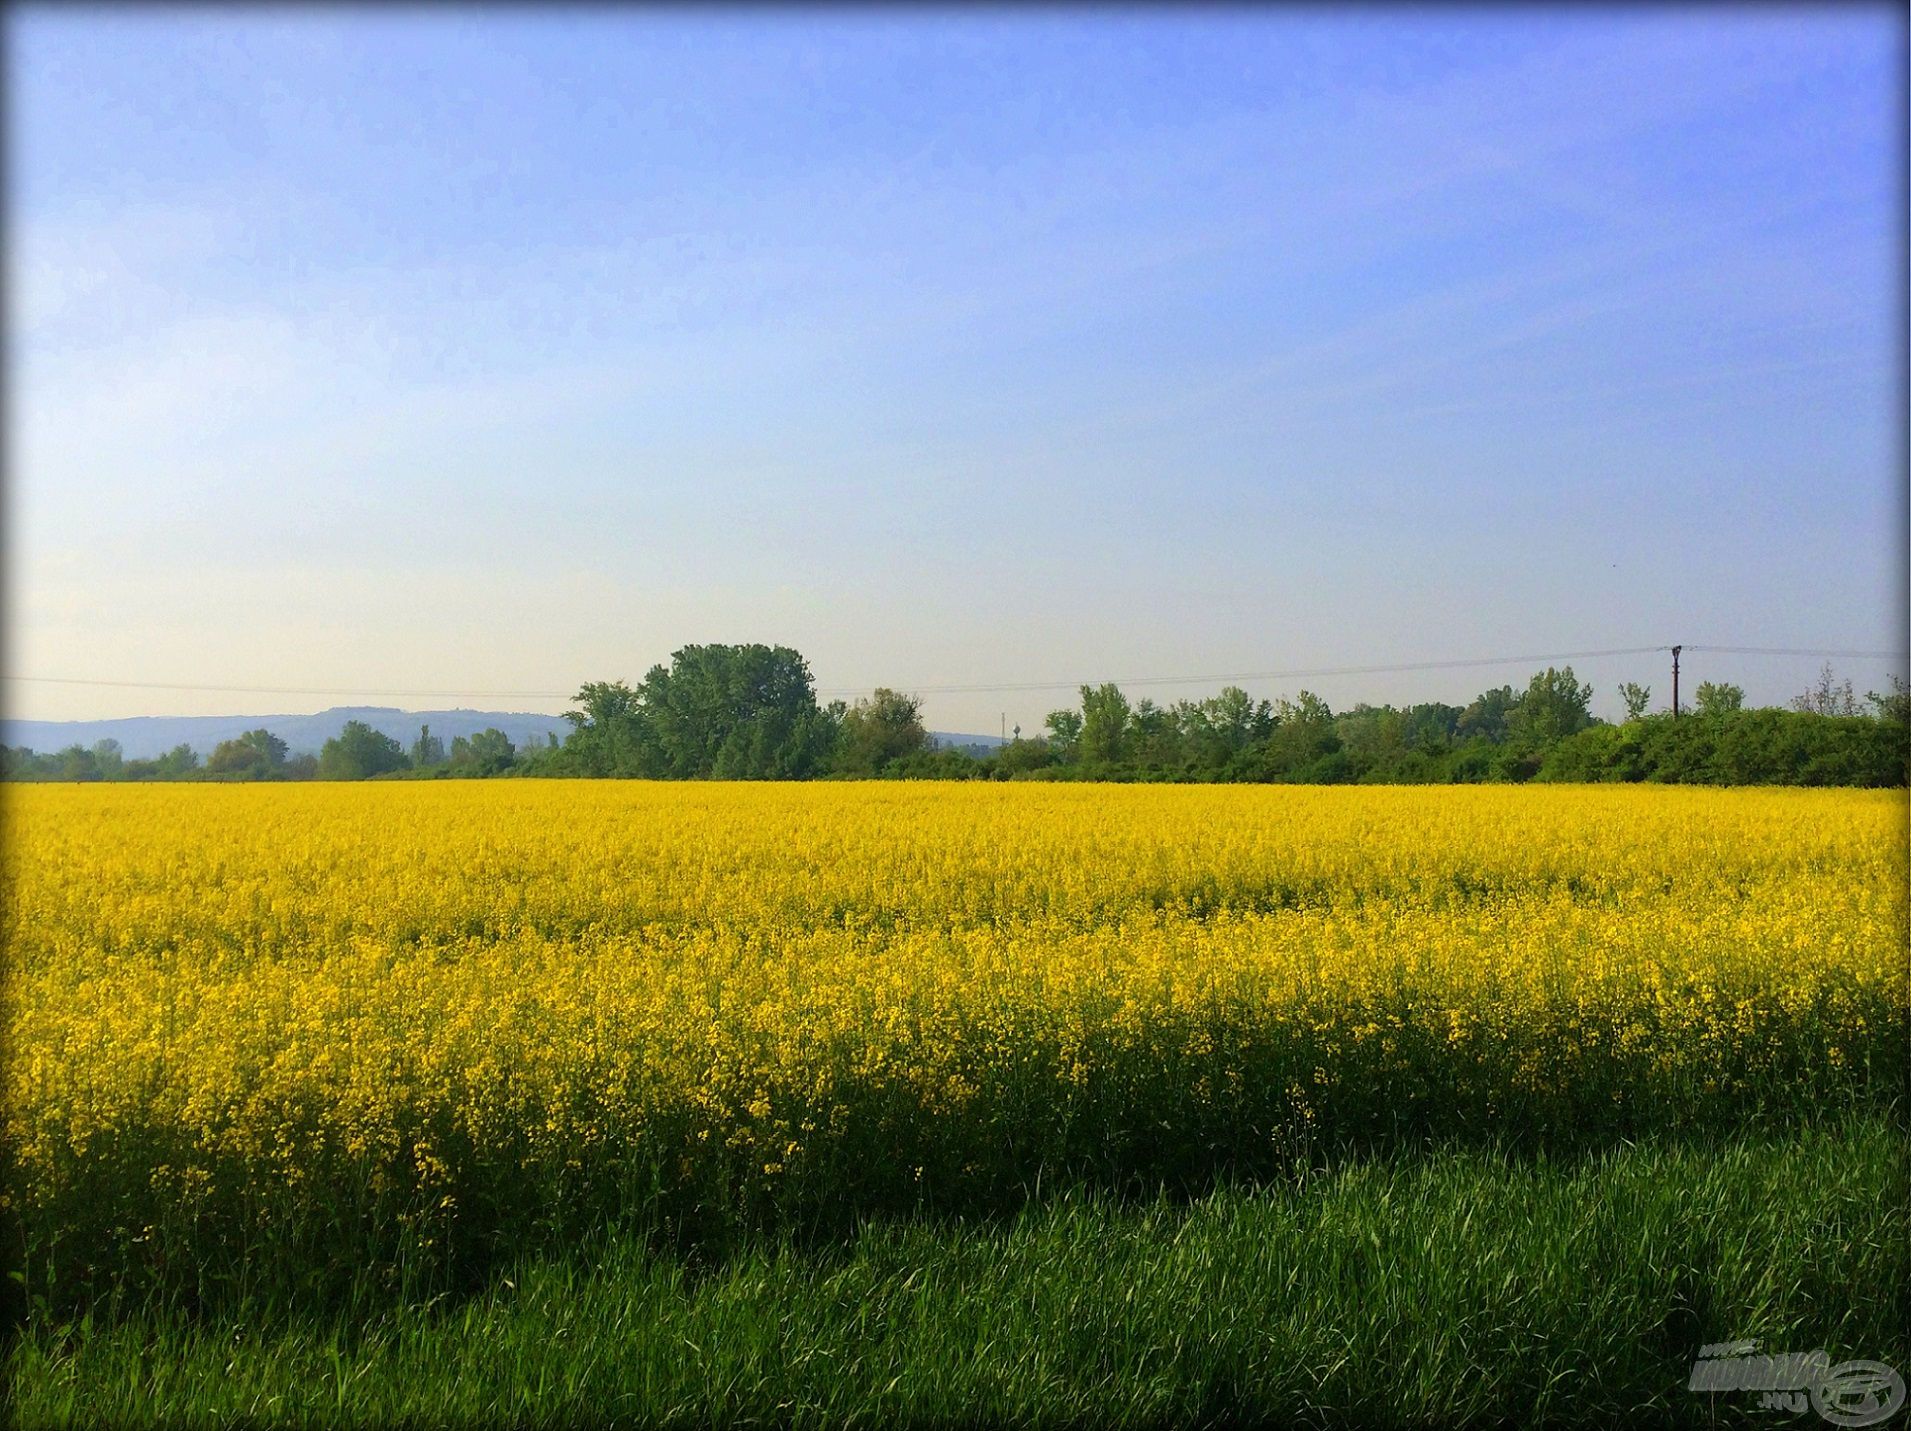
13, 1117, 1907, 1430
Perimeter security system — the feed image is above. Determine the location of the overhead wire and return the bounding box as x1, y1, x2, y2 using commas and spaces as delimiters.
3, 642, 1900, 704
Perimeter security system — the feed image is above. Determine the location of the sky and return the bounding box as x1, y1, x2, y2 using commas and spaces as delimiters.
8, 6, 1905, 734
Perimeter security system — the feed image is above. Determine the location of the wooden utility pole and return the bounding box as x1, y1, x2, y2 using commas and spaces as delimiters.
1671, 645, 1682, 718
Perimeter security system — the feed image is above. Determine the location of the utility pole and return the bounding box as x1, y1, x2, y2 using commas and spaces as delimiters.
1671, 645, 1682, 719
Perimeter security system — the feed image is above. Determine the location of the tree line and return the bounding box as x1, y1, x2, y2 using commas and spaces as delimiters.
6, 647, 1906, 786
2, 721, 537, 783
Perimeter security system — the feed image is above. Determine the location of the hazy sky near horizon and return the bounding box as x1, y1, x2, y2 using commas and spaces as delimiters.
9, 7, 1904, 733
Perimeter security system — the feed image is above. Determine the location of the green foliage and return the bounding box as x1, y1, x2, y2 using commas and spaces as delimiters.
1078, 682, 1132, 767
1693, 681, 1744, 716
1866, 674, 1911, 726
1042, 708, 1083, 763
318, 721, 411, 780
836, 689, 930, 775
410, 725, 446, 768
993, 736, 1057, 776
1177, 686, 1275, 771
1456, 685, 1519, 742
562, 680, 646, 776
652, 645, 836, 779
558, 646, 837, 779
7, 655, 1905, 789
59, 745, 100, 781
14, 1119, 1905, 1430
876, 747, 979, 780
1505, 666, 1594, 748
844, 667, 1906, 789
1537, 708, 1908, 787
207, 728, 290, 780
449, 728, 517, 776
158, 743, 200, 777
1250, 691, 1339, 779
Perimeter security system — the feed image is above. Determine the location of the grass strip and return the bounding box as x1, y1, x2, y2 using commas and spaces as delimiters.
11, 1115, 1907, 1429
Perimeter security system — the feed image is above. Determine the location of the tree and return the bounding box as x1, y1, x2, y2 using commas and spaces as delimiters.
206, 740, 263, 778
1867, 674, 1911, 726
993, 735, 1056, 775
1256, 692, 1339, 779
1456, 686, 1520, 743
1043, 709, 1083, 764
632, 644, 836, 779
450, 727, 516, 775
156, 743, 200, 777
837, 688, 929, 775
1274, 691, 1334, 727
207, 729, 288, 780
1693, 681, 1744, 717
1336, 704, 1409, 774
1506, 667, 1594, 748
564, 680, 652, 777
1078, 683, 1132, 767
1400, 702, 1462, 751
1793, 664, 1860, 717
1618, 683, 1652, 721
247, 729, 287, 762
1179, 686, 1273, 771
318, 720, 410, 780
410, 725, 446, 767
1128, 697, 1184, 769
57, 744, 99, 781
91, 739, 124, 779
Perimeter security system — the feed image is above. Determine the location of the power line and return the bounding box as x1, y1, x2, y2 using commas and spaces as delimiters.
822, 647, 1675, 696
1683, 645, 1902, 659
3, 642, 1899, 705
0, 676, 575, 700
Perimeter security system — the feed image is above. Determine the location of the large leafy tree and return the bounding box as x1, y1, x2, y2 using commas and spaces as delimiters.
1693, 682, 1744, 717
836, 688, 929, 775
1256, 691, 1340, 778
1042, 709, 1083, 764
1506, 667, 1595, 748
564, 680, 652, 776
1176, 686, 1274, 773
636, 644, 837, 779
1456, 686, 1520, 742
318, 721, 410, 780
1078, 683, 1133, 767
450, 728, 517, 775
207, 728, 288, 779
156, 743, 200, 777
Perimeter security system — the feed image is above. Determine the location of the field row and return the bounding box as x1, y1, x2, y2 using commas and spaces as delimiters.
7, 784, 1903, 1311
8, 783, 1900, 956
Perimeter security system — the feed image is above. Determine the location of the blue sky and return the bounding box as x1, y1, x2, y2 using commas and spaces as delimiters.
9, 7, 1903, 731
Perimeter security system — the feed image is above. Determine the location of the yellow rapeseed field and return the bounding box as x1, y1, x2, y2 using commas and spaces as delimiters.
5, 781, 1905, 1297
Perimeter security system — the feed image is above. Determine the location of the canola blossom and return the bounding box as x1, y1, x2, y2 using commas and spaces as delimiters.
5, 782, 1905, 1302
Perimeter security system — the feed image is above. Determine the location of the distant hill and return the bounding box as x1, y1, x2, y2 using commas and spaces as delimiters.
929, 732, 1006, 756
1, 707, 573, 760
3, 710, 1008, 762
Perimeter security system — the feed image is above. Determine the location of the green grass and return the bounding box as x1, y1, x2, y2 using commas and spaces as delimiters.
11, 1116, 1906, 1430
